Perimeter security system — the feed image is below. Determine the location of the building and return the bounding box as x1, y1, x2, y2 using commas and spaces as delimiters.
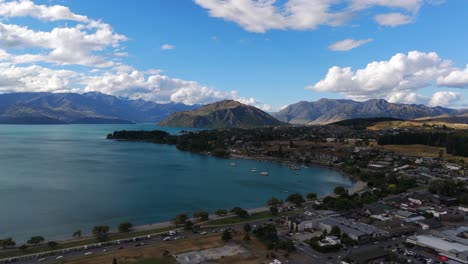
407, 235, 468, 263
318, 217, 387, 242
345, 247, 390, 264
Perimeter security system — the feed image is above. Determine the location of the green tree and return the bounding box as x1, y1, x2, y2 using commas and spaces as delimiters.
92, 226, 110, 241
72, 230, 82, 238
0, 238, 16, 249
270, 206, 279, 216
306, 192, 317, 200
286, 193, 305, 206
215, 209, 228, 216
19, 244, 28, 251
27, 236, 45, 245
243, 233, 251, 241
173, 213, 188, 226
48, 241, 59, 249
184, 220, 194, 230
193, 211, 209, 221
333, 186, 347, 196
330, 226, 341, 237
230, 207, 249, 218
267, 197, 282, 206
243, 223, 252, 233
221, 230, 232, 242
112, 258, 118, 264
118, 222, 133, 233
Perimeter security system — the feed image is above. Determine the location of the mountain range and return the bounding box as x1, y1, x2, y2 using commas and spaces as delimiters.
0, 92, 198, 124
159, 100, 283, 128
273, 98, 467, 125
0, 92, 466, 126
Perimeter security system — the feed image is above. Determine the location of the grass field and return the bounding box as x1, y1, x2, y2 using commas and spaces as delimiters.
60, 233, 265, 264
205, 211, 273, 226
374, 144, 468, 162
368, 120, 468, 130
0, 226, 174, 259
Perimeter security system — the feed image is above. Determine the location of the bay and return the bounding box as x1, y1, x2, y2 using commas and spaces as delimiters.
0, 124, 352, 241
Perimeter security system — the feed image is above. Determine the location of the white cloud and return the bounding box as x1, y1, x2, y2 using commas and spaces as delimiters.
308, 51, 468, 104
161, 44, 175, 50
329, 38, 373, 51
0, 0, 89, 22
437, 65, 468, 88
194, 0, 427, 33
374, 13, 413, 27
0, 62, 78, 93
428, 91, 462, 107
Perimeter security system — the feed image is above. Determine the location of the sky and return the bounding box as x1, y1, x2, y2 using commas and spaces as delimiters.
0, 0, 467, 111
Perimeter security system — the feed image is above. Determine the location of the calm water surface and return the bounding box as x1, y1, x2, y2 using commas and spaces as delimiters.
0, 124, 352, 241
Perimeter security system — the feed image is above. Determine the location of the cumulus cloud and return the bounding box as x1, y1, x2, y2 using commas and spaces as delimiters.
374, 13, 413, 27
0, 1, 268, 109
437, 65, 468, 88
0, 0, 89, 22
161, 44, 175, 50
329, 38, 373, 51
194, 0, 426, 33
428, 91, 462, 107
308, 51, 468, 106
0, 0, 127, 68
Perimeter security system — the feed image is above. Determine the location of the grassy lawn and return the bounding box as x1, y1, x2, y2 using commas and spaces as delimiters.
374, 144, 468, 162
205, 211, 273, 226
0, 226, 174, 259
135, 257, 176, 264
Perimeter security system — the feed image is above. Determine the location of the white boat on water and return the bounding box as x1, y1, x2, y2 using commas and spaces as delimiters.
229, 162, 236, 166
260, 171, 269, 176
251, 168, 257, 172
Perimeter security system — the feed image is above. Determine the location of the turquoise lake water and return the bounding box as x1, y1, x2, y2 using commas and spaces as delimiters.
0, 124, 352, 241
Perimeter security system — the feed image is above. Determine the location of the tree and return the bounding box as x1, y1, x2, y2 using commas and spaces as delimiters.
184, 220, 194, 230
0, 238, 16, 249
48, 241, 59, 249
230, 207, 249, 218
27, 236, 45, 245
118, 222, 133, 233
221, 230, 232, 242
333, 186, 347, 196
173, 213, 188, 226
267, 197, 282, 206
330, 226, 341, 237
270, 206, 279, 216
243, 233, 251, 241
112, 258, 118, 264
286, 193, 305, 206
288, 140, 295, 148
92, 226, 110, 241
193, 211, 209, 221
19, 244, 28, 251
306, 192, 317, 200
72, 230, 82, 238
243, 223, 252, 233
215, 209, 228, 216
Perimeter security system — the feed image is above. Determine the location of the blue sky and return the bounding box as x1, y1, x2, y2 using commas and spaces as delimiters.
0, 0, 467, 110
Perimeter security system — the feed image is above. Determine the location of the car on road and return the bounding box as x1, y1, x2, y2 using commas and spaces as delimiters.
85, 252, 93, 256
56, 256, 64, 260
163, 237, 171, 241
200, 231, 207, 235
38, 258, 46, 262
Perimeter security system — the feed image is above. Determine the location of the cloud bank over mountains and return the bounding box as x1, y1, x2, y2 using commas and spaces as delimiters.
0, 0, 269, 109
309, 51, 466, 107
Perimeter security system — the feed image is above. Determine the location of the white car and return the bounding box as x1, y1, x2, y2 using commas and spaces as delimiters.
200, 231, 207, 235
85, 252, 93, 256
56, 256, 64, 260
163, 237, 171, 241
38, 258, 46, 262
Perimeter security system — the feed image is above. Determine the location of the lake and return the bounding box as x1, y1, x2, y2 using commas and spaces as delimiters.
0, 124, 352, 242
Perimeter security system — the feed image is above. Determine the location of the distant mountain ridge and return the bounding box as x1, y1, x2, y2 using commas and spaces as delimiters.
159, 100, 283, 128
273, 98, 467, 125
0, 92, 199, 124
